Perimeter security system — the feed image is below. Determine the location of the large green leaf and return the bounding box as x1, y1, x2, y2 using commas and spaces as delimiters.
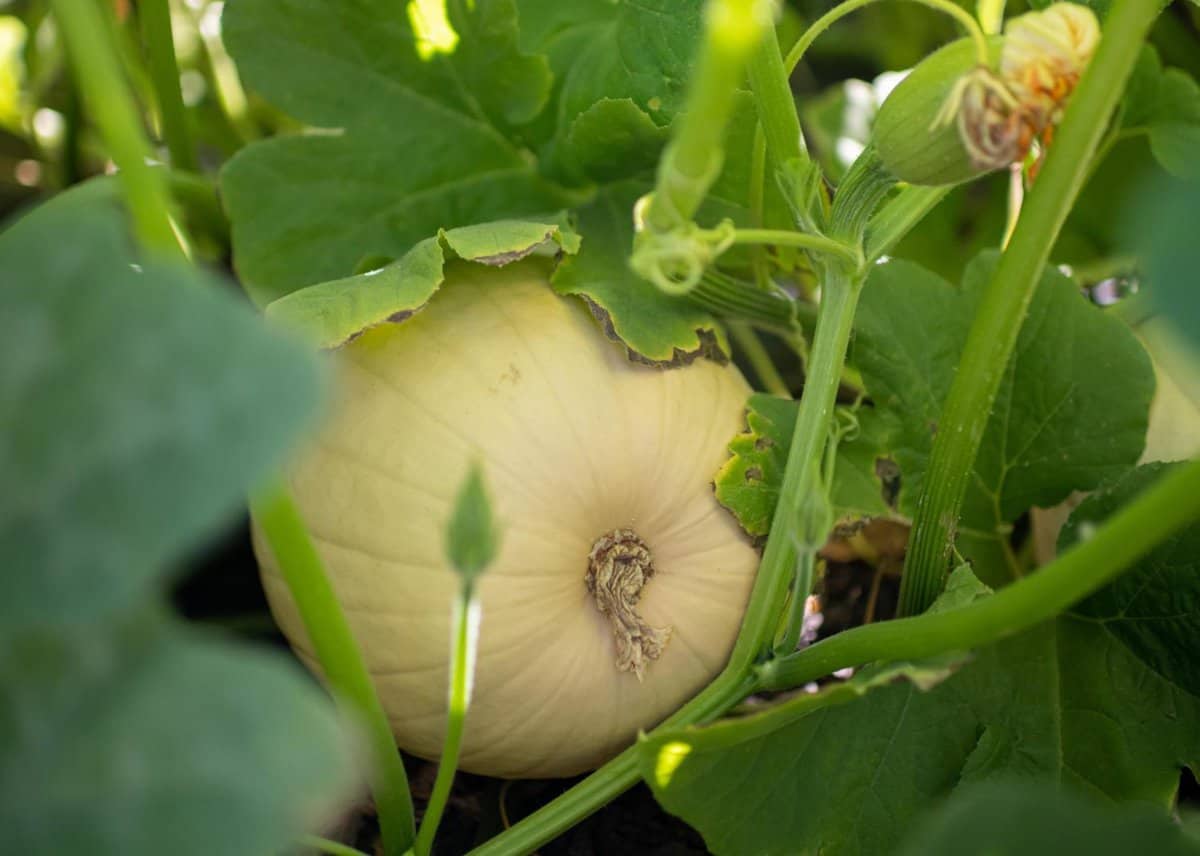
1130, 175, 1200, 359
513, 0, 703, 181
897, 780, 1200, 856
0, 190, 356, 854
641, 472, 1200, 855
855, 253, 1152, 577
0, 616, 358, 856
1121, 49, 1200, 180
551, 183, 729, 365
714, 252, 1154, 570
266, 218, 579, 348
219, 0, 582, 303
0, 194, 322, 632
1063, 464, 1200, 700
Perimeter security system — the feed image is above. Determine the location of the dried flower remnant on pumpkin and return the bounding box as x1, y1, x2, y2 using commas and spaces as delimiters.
935, 3, 1100, 172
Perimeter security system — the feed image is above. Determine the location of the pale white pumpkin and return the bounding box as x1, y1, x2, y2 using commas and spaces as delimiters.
254, 258, 759, 778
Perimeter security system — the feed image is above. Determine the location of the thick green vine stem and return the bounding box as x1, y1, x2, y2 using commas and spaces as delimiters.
746, 17, 807, 168
762, 459, 1200, 689
863, 185, 951, 263
252, 485, 416, 856
469, 671, 760, 856
139, 0, 198, 171
897, 0, 1163, 617
641, 0, 773, 233
413, 583, 481, 856
49, 0, 184, 259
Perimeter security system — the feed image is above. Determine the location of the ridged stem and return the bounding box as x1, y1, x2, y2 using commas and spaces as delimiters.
897, 0, 1162, 616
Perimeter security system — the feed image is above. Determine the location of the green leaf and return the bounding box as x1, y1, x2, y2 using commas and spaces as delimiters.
1148, 69, 1200, 180
1062, 463, 1200, 699
556, 98, 669, 184
513, 0, 703, 180
897, 780, 1200, 856
717, 253, 1155, 569
642, 606, 1200, 855
638, 498, 1200, 855
0, 189, 356, 854
445, 462, 501, 581
1130, 175, 1200, 358
852, 253, 1154, 577
713, 394, 894, 539
0, 191, 323, 632
266, 218, 579, 349
1117, 48, 1200, 179
219, 0, 582, 303
1, 616, 358, 856
640, 654, 976, 856
443, 0, 553, 127
550, 183, 729, 365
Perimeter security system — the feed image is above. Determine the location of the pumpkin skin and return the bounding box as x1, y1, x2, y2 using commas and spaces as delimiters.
254, 258, 759, 778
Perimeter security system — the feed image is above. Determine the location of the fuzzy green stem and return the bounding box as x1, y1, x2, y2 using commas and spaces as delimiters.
731, 265, 864, 667
863, 185, 951, 263
731, 322, 791, 396
49, 0, 184, 259
468, 670, 759, 856
731, 227, 860, 265
746, 20, 807, 167
252, 485, 416, 856
763, 459, 1200, 689
897, 0, 1161, 617
414, 585, 480, 856
139, 0, 198, 171
472, 233, 866, 856
784, 0, 990, 73
692, 270, 799, 330
644, 0, 771, 232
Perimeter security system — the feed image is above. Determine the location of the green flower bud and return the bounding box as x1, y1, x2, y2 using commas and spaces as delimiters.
874, 36, 1006, 187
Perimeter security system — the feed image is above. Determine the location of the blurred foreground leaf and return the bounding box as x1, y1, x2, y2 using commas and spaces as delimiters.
0, 190, 359, 854
898, 780, 1200, 856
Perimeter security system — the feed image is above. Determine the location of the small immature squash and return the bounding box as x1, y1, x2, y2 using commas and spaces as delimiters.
254, 258, 759, 778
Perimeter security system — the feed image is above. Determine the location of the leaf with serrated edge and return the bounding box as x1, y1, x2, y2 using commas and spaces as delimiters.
551, 183, 729, 366
1062, 464, 1200, 700
639, 513, 1200, 855
219, 0, 582, 303
714, 393, 897, 539
266, 219, 579, 350
853, 252, 1153, 576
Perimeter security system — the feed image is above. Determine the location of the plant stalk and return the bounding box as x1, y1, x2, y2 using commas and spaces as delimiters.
252, 485, 416, 855
643, 0, 771, 232
733, 265, 865, 667
467, 670, 759, 856
896, 0, 1161, 617
730, 322, 791, 397
763, 459, 1200, 688
746, 21, 807, 166
138, 0, 198, 171
414, 585, 481, 856
48, 0, 184, 259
